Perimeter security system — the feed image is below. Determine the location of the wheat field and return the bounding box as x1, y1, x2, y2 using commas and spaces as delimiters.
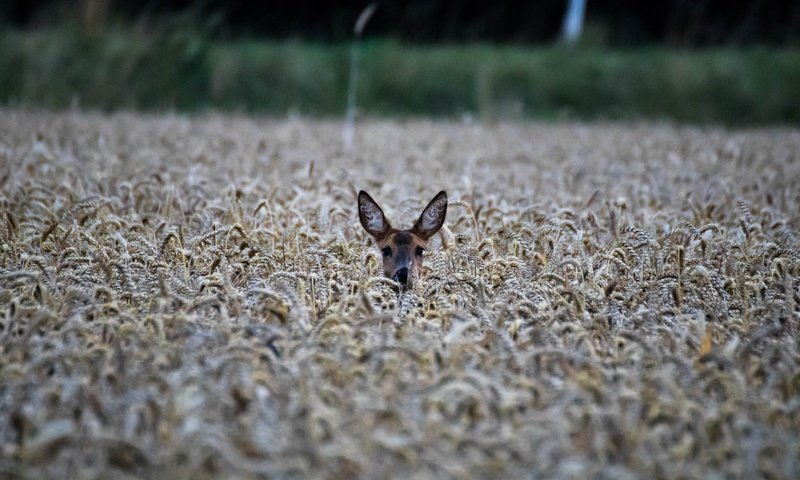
1, 110, 799, 479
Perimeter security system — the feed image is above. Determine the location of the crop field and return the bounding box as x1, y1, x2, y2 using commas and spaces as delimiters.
0, 110, 799, 479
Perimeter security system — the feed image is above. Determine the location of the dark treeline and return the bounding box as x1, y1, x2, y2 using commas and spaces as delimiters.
3, 0, 799, 45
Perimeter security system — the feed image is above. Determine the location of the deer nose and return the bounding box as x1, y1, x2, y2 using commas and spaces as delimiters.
393, 267, 409, 284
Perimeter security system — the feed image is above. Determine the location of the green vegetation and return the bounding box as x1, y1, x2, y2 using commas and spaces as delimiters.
2, 27, 799, 123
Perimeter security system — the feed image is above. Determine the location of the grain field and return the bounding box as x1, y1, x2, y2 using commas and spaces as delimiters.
1, 110, 799, 479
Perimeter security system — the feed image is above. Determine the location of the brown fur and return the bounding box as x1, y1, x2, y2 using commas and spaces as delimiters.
358, 190, 447, 284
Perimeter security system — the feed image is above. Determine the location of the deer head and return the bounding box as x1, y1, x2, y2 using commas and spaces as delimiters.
358, 190, 447, 286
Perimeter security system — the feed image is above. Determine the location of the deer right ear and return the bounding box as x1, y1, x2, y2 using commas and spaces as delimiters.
413, 190, 447, 240
358, 190, 391, 239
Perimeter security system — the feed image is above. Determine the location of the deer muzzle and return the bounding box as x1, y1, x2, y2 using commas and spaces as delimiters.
393, 267, 409, 285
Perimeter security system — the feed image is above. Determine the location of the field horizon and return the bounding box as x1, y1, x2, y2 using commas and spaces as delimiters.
1, 110, 799, 478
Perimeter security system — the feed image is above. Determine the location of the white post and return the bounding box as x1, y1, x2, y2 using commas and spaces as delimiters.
343, 3, 377, 151
561, 0, 587, 45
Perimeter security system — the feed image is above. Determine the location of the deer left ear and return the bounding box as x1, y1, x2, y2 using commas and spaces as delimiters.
358, 190, 391, 239
413, 190, 447, 240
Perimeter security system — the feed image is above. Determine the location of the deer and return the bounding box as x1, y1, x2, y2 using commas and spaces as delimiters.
358, 190, 448, 286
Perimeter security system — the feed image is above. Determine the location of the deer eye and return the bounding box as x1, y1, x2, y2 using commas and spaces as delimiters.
415, 246, 424, 257
382, 247, 392, 257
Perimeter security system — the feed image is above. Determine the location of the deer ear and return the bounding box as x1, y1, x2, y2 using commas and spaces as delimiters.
413, 191, 447, 240
358, 190, 391, 239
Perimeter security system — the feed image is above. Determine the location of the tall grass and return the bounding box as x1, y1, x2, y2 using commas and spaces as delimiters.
1, 27, 799, 124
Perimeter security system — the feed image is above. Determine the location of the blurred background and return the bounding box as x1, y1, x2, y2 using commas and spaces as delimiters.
1, 0, 799, 124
